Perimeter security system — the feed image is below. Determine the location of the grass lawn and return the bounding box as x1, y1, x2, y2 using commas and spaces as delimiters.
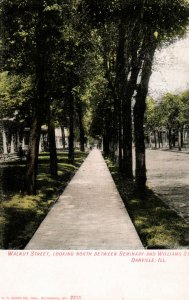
0, 151, 87, 249
106, 158, 189, 249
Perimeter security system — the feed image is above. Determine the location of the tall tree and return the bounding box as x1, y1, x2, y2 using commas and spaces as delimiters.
133, 0, 189, 194
1, 0, 63, 194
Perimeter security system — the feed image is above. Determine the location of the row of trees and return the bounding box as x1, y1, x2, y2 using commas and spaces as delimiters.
145, 90, 189, 150
0, 0, 189, 196
0, 0, 98, 194
88, 0, 189, 194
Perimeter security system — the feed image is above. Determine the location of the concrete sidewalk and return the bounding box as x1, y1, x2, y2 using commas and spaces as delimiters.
26, 149, 143, 249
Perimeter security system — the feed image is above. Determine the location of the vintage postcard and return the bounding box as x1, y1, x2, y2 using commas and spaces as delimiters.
0, 1, 189, 299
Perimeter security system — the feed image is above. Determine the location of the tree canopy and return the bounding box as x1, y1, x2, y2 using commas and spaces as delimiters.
1, 0, 189, 195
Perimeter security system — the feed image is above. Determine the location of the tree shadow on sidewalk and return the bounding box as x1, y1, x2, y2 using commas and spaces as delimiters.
106, 159, 189, 249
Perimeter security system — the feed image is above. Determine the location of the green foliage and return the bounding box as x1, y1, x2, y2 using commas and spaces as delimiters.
0, 72, 33, 121
180, 89, 189, 125
160, 93, 185, 129
1, 0, 189, 138
1, 0, 63, 72
83, 0, 189, 40
145, 97, 161, 131
146, 91, 189, 132
1, 0, 189, 192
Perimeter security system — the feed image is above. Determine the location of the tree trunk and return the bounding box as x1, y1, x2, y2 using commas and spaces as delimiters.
158, 131, 161, 148
118, 96, 123, 171
102, 41, 120, 161
181, 127, 184, 148
172, 130, 176, 147
149, 133, 152, 148
25, 3, 46, 195
178, 129, 182, 151
115, 20, 133, 177
154, 131, 157, 148
168, 129, 172, 149
118, 37, 135, 178
134, 38, 156, 195
122, 56, 145, 178
160, 131, 163, 148
103, 133, 110, 157
68, 91, 74, 163
116, 19, 147, 179
26, 115, 41, 195
48, 107, 58, 176
77, 103, 85, 152
122, 98, 133, 179
60, 125, 66, 150
134, 88, 147, 194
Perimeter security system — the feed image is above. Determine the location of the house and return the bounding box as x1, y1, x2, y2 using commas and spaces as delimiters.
0, 119, 69, 159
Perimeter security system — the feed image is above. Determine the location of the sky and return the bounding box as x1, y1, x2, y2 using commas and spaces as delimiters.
149, 34, 189, 99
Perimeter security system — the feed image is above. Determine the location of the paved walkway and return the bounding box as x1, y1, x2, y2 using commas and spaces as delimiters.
146, 149, 189, 223
26, 149, 143, 250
